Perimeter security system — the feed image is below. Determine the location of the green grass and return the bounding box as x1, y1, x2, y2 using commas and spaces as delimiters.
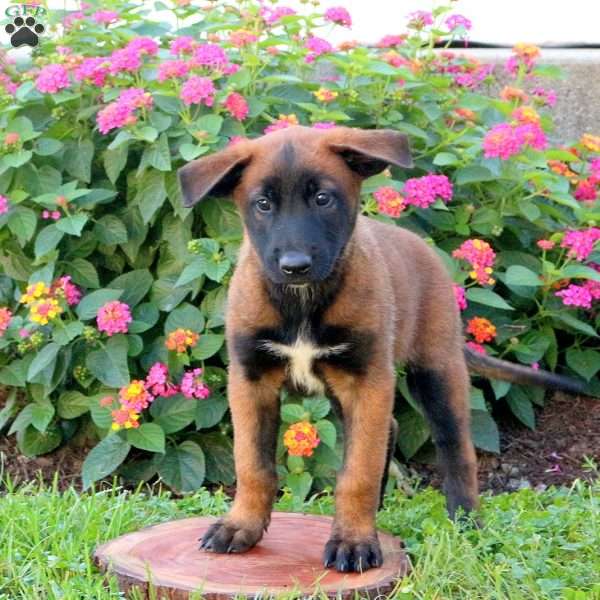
0, 478, 598, 600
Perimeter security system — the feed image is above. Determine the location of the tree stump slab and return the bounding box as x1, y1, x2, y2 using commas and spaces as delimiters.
95, 512, 410, 599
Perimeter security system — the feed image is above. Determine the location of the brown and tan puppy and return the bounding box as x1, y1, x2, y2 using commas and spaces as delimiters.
178, 126, 584, 573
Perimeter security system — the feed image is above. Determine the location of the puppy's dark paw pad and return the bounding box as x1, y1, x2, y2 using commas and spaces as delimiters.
323, 536, 383, 573
199, 520, 262, 554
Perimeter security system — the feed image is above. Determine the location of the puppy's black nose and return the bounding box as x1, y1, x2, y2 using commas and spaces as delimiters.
279, 251, 312, 276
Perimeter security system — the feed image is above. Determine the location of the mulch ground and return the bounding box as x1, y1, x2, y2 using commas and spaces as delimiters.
1, 391, 598, 494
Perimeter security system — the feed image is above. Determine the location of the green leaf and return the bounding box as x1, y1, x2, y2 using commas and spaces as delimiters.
566, 348, 600, 381
196, 114, 223, 136
86, 335, 130, 387
176, 259, 206, 287
286, 472, 312, 504
55, 214, 88, 237
27, 343, 60, 381
31, 401, 55, 432
165, 303, 205, 334
64, 139, 94, 183
8, 405, 34, 435
470, 388, 487, 411
433, 152, 458, 166
315, 419, 336, 448
107, 270, 152, 307
455, 166, 494, 185
179, 143, 207, 161
35, 138, 64, 156
57, 391, 92, 419
195, 394, 228, 429
466, 288, 514, 311
281, 403, 306, 424
0, 390, 17, 431
129, 302, 160, 333
191, 334, 224, 360
136, 170, 167, 224
506, 387, 536, 429
470, 410, 500, 453
199, 432, 235, 485
82, 434, 131, 489
157, 440, 205, 493
69, 258, 100, 289
94, 215, 128, 245
505, 265, 542, 287
199, 198, 243, 241
397, 407, 430, 459
104, 143, 129, 184
302, 397, 330, 420
17, 424, 62, 458
560, 264, 600, 283
554, 313, 598, 338
76, 288, 123, 320
143, 133, 171, 172
150, 395, 196, 434
8, 207, 37, 244
127, 423, 166, 453
35, 225, 64, 258
0, 356, 33, 387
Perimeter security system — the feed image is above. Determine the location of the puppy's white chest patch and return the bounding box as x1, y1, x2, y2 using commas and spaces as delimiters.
261, 336, 348, 396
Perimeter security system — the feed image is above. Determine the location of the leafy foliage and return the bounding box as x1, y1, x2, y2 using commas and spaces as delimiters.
0, 1, 599, 499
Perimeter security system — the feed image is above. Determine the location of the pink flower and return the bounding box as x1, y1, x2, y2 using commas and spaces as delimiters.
537, 239, 556, 251
574, 178, 598, 202
42, 209, 61, 220
483, 123, 523, 160
170, 36, 195, 56
531, 362, 540, 370
453, 285, 468, 311
305, 37, 333, 63
561, 228, 600, 262
0, 195, 9, 215
19, 328, 30, 338
325, 7, 352, 27
407, 10, 433, 28
377, 35, 405, 48
64, 11, 84, 28
93, 10, 118, 24
35, 64, 70, 94
446, 14, 472, 30
181, 368, 211, 399
532, 87, 557, 107
373, 186, 405, 218
589, 158, 600, 178
264, 114, 299, 134
515, 122, 547, 151
584, 279, 600, 301
224, 92, 249, 121
228, 135, 247, 146
229, 30, 258, 47
555, 284, 593, 309
312, 121, 336, 130
180, 76, 215, 107
118, 88, 153, 110
127, 37, 159, 56
0, 307, 12, 336
97, 101, 136, 134
193, 43, 229, 69
97, 300, 132, 336
74, 57, 110, 86
263, 6, 296, 25
157, 59, 190, 82
145, 362, 179, 398
119, 380, 154, 412
466, 341, 486, 354
452, 239, 496, 286
52, 275, 82, 306
403, 174, 453, 208
109, 48, 142, 74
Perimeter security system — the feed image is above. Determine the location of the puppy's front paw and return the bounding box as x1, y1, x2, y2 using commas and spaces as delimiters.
323, 535, 383, 573
200, 519, 264, 554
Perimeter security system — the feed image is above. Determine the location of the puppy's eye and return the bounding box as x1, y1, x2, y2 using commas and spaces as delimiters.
256, 197, 272, 213
315, 191, 332, 207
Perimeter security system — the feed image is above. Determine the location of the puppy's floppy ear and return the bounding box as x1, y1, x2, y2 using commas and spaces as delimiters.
178, 145, 251, 208
326, 127, 413, 177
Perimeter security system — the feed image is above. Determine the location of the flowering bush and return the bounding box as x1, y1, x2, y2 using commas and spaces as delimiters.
0, 1, 599, 497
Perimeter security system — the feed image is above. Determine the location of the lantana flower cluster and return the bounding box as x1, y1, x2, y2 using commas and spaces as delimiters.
452, 239, 497, 286
283, 421, 321, 457
19, 277, 82, 326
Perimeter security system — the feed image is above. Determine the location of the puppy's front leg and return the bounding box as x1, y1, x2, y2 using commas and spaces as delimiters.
323, 367, 395, 572
201, 366, 283, 553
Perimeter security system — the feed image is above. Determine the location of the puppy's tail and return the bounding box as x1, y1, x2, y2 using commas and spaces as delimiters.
464, 346, 586, 395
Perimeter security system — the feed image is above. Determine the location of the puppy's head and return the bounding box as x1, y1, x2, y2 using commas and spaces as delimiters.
178, 126, 411, 285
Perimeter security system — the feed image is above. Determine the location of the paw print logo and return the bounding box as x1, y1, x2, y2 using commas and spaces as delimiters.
5, 16, 45, 48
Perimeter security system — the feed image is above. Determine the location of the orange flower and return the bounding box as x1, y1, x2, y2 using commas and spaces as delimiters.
581, 134, 600, 153
454, 108, 477, 123
466, 317, 497, 344
165, 328, 199, 353
513, 43, 540, 62
512, 106, 540, 125
111, 407, 140, 430
313, 88, 338, 103
283, 421, 320, 457
500, 86, 529, 103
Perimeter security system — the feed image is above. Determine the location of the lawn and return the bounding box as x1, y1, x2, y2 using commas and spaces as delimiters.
0, 478, 598, 600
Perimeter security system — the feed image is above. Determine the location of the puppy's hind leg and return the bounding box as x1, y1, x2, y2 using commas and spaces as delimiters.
406, 359, 478, 519
378, 417, 398, 509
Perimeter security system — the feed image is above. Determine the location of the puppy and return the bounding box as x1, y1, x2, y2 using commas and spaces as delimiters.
178, 126, 584, 573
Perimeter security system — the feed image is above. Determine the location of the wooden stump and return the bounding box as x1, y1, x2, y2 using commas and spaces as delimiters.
95, 512, 410, 599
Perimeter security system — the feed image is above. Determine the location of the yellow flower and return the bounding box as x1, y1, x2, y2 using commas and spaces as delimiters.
283, 421, 320, 457
29, 298, 62, 325
165, 328, 199, 353
313, 88, 338, 103
20, 282, 51, 305
581, 134, 600, 153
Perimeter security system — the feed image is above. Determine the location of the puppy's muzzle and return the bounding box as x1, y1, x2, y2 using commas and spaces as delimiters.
278, 251, 312, 277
